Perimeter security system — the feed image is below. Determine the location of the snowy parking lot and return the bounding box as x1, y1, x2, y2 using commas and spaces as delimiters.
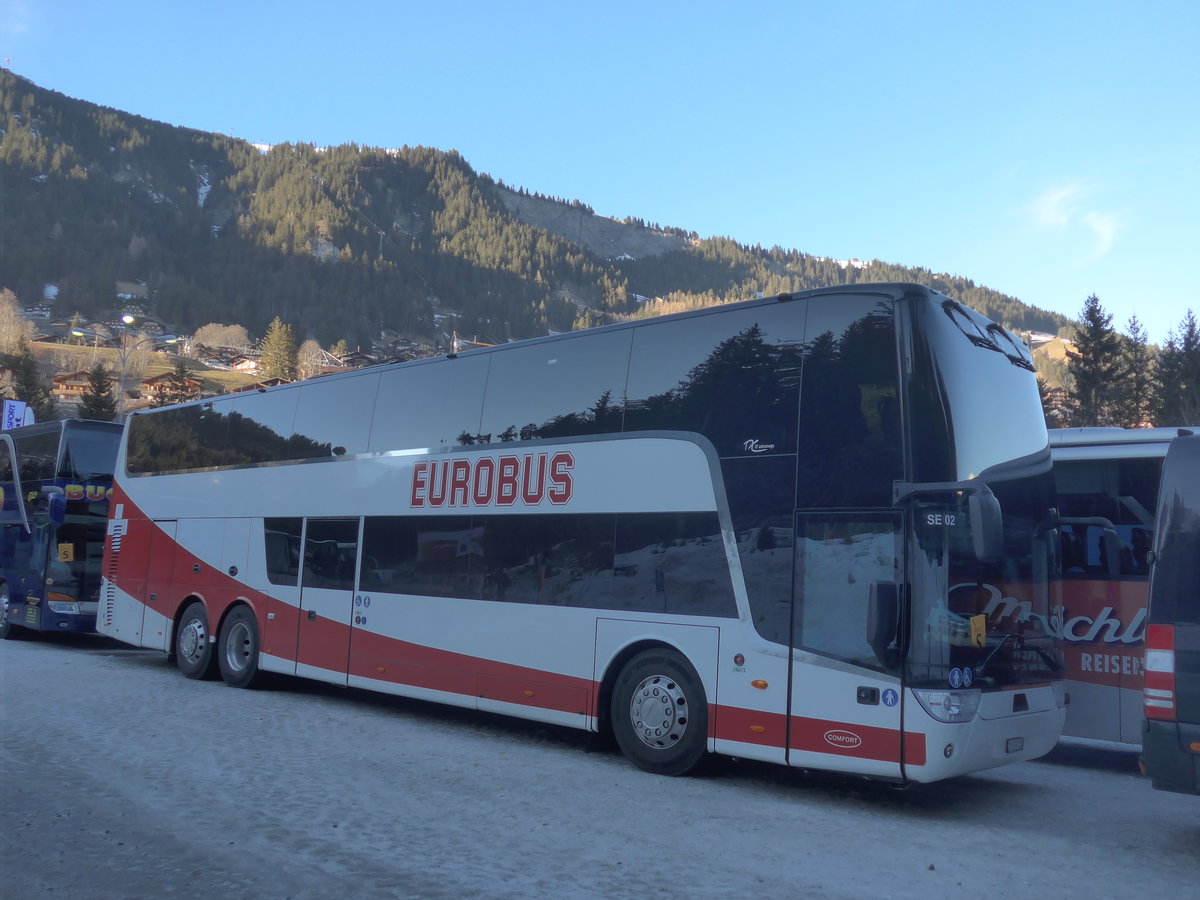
3, 633, 1197, 900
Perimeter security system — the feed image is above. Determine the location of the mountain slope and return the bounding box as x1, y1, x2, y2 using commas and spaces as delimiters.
0, 70, 1074, 351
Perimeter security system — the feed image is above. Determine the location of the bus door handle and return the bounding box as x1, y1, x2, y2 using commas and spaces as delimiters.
307, 609, 317, 621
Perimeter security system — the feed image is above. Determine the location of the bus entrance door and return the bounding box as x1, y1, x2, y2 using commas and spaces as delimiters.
296, 517, 361, 685
788, 512, 904, 779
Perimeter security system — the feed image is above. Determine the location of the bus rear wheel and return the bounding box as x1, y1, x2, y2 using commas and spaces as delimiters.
611, 648, 709, 776
217, 605, 261, 689
175, 601, 217, 680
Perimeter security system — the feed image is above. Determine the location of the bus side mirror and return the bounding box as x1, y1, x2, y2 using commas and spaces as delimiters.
42, 486, 66, 528
969, 488, 1003, 561
867, 581, 900, 669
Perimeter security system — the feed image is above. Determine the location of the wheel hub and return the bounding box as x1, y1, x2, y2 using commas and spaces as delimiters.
179, 619, 205, 662
224, 621, 251, 672
629, 674, 688, 750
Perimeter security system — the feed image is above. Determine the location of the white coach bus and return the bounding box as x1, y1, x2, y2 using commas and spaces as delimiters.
99, 284, 1065, 783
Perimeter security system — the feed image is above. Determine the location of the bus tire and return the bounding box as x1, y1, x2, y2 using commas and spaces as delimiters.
217, 605, 261, 689
175, 601, 217, 680
0, 583, 17, 640
611, 648, 709, 776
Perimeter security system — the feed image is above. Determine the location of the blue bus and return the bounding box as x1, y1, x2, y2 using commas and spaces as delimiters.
0, 419, 122, 638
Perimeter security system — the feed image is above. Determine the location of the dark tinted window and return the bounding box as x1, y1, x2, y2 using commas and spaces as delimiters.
613, 512, 736, 616
226, 390, 299, 464
1056, 457, 1161, 578
1151, 437, 1200, 624
302, 518, 359, 590
795, 296, 900, 508
474, 514, 617, 605
127, 402, 232, 473
290, 374, 378, 459
360, 512, 734, 617
59, 424, 120, 481
478, 330, 631, 444
370, 355, 489, 451
625, 303, 805, 456
265, 517, 303, 586
360, 515, 476, 598
795, 513, 899, 671
723, 455, 797, 643
14, 430, 59, 483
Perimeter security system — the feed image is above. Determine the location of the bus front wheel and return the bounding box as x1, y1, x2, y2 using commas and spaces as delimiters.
218, 605, 261, 689
175, 602, 217, 680
611, 648, 709, 776
0, 583, 17, 640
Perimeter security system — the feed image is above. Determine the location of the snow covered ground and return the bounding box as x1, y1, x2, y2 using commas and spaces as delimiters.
2, 633, 1197, 900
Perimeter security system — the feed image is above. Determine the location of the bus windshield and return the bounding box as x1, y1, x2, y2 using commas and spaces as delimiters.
905, 475, 1062, 690
903, 299, 1062, 692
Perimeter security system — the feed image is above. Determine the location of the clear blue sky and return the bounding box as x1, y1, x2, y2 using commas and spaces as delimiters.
4, 0, 1197, 343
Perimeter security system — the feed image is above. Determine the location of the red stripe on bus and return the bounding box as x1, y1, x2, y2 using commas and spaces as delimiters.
350, 629, 594, 716
712, 704, 788, 748
789, 716, 927, 766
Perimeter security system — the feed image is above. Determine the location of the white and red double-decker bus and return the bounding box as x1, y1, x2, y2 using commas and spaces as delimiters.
99, 284, 1065, 783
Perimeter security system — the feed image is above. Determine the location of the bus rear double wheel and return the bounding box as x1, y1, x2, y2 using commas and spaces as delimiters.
217, 605, 261, 689
611, 648, 709, 776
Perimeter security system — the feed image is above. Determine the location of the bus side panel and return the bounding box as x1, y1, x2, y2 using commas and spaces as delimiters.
712, 646, 789, 765
140, 522, 178, 651
593, 618, 720, 745
100, 504, 151, 646
788, 665, 909, 779
1060, 578, 1146, 743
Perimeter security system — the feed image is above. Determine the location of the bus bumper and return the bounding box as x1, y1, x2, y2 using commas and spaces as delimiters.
12, 601, 98, 634
1140, 720, 1200, 795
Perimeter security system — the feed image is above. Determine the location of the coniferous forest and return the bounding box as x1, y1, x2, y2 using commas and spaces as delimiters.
0, 71, 1075, 346
1, 70, 1196, 425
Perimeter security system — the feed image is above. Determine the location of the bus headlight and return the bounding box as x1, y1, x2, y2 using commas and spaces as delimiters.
913, 688, 981, 724
46, 600, 81, 615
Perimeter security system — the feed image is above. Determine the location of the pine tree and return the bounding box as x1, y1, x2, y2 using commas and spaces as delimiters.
77, 363, 117, 421
1066, 295, 1124, 426
1114, 316, 1154, 427
1154, 309, 1200, 425
259, 317, 298, 381
10, 336, 56, 422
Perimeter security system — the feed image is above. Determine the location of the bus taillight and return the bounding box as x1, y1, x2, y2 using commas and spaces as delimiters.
1143, 624, 1176, 722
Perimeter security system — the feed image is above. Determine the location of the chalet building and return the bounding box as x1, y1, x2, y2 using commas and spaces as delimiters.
190, 343, 258, 371
140, 371, 203, 405
50, 371, 96, 407
336, 349, 378, 369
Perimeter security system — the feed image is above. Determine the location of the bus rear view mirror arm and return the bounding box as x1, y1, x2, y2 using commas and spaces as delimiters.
893, 479, 1004, 562
1038, 513, 1122, 579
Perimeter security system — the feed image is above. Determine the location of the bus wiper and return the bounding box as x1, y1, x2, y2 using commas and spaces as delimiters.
977, 632, 1063, 675
977, 632, 1015, 676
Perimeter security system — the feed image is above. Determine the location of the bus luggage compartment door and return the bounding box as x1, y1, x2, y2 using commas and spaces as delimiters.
788, 512, 905, 779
